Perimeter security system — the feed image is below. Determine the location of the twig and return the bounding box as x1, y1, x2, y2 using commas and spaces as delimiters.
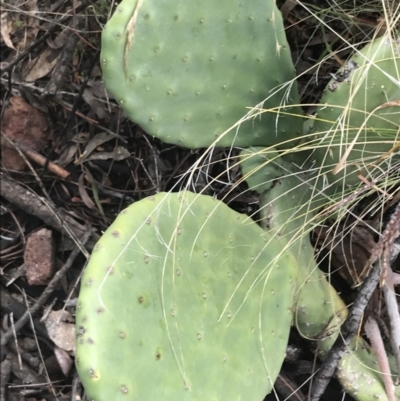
1, 133, 51, 200
383, 266, 400, 381
22, 147, 71, 179
371, 203, 400, 380
1, 289, 48, 339
0, 173, 98, 251
10, 313, 23, 372
1, 133, 70, 179
309, 261, 381, 401
0, 229, 91, 346
23, 290, 56, 398
359, 202, 400, 283
0, 352, 12, 401
364, 316, 396, 401
275, 371, 306, 401
142, 134, 161, 191
71, 371, 83, 401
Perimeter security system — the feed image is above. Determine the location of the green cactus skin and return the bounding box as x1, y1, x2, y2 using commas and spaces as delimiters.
241, 150, 399, 400
310, 35, 400, 187
334, 337, 399, 401
254, 157, 347, 342
240, 147, 284, 194
76, 191, 296, 401
100, 0, 302, 149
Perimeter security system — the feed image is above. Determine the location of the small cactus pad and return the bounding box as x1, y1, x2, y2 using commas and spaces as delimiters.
336, 337, 400, 401
76, 191, 296, 401
311, 35, 400, 187
101, 0, 302, 149
256, 159, 400, 400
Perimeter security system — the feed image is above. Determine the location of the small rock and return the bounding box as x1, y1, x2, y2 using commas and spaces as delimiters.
1, 96, 48, 170
24, 228, 54, 285
44, 310, 76, 353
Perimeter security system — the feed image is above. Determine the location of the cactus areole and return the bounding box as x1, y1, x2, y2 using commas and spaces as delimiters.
100, 0, 302, 149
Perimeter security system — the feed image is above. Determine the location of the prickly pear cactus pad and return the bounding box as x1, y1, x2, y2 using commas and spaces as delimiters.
101, 0, 302, 149
75, 192, 296, 401
311, 35, 400, 187
337, 337, 400, 401
251, 156, 400, 400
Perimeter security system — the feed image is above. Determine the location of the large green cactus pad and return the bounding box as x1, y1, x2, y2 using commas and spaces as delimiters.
311, 35, 400, 187
101, 0, 302, 149
76, 191, 296, 401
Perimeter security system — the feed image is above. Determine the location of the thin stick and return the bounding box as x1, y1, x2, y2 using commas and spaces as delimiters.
0, 173, 98, 251
23, 290, 57, 399
10, 313, 23, 372
309, 262, 380, 401
1, 132, 71, 179
1, 133, 51, 200
383, 268, 400, 381
364, 316, 396, 401
23, 148, 71, 179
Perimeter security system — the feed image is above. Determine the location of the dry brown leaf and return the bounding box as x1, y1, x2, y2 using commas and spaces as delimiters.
72, 132, 91, 144
87, 77, 107, 97
0, 11, 16, 50
83, 88, 110, 120
79, 132, 116, 162
54, 345, 73, 376
22, 18, 74, 81
46, 23, 71, 49
23, 47, 61, 82
280, 0, 297, 20
55, 143, 79, 167
85, 146, 131, 162
25, 0, 38, 23
78, 173, 96, 210
2, 0, 39, 55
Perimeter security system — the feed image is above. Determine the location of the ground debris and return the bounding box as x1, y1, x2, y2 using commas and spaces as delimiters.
1, 96, 48, 171
24, 228, 54, 285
